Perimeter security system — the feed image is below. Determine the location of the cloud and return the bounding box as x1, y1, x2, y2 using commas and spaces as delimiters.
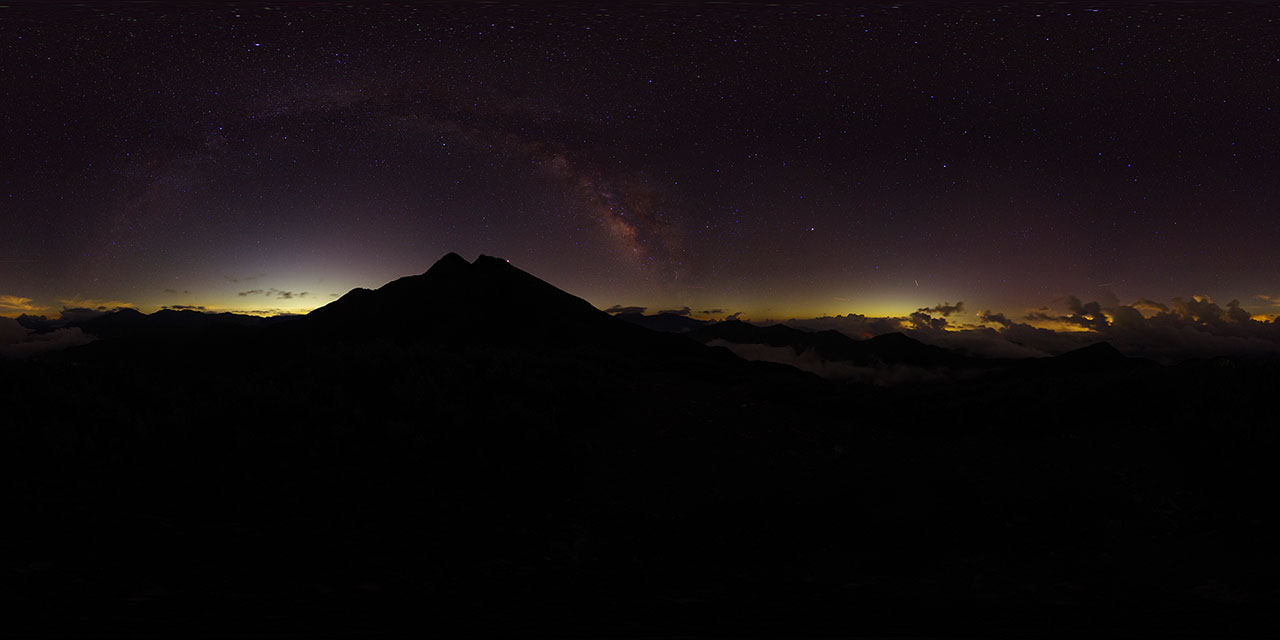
699, 308, 725, 315
726, 311, 744, 321
977, 310, 1014, 327
161, 288, 189, 294
909, 310, 949, 331
0, 295, 51, 317
241, 288, 307, 300
0, 318, 95, 358
220, 307, 310, 317
919, 301, 965, 317
1131, 298, 1169, 315
605, 304, 647, 315
658, 306, 692, 316
58, 298, 135, 312
1022, 295, 1110, 331
162, 305, 207, 311
57, 307, 109, 323
784, 294, 1280, 364
225, 273, 265, 283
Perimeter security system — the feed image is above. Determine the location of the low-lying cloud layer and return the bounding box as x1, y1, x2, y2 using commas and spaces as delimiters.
707, 338, 956, 386
0, 316, 95, 358
789, 295, 1280, 363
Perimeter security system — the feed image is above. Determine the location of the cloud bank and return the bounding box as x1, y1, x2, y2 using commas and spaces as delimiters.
788, 295, 1280, 363
0, 317, 96, 358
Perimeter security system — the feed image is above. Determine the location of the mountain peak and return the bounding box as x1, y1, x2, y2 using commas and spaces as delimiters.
473, 254, 512, 267
425, 251, 472, 276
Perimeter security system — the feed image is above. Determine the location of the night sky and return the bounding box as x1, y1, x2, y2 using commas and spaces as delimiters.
3, 2, 1279, 326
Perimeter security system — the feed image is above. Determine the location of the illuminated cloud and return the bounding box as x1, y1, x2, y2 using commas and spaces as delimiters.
58, 298, 136, 312
0, 295, 51, 317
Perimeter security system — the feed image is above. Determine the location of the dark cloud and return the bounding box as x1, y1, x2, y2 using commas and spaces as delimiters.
163, 305, 207, 311
658, 306, 692, 316
909, 311, 949, 331
699, 309, 725, 315
604, 304, 646, 315
726, 311, 744, 321
919, 301, 965, 317
977, 310, 1014, 327
267, 289, 307, 300
240, 287, 306, 300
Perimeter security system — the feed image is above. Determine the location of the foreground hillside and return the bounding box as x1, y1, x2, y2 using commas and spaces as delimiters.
2, 254, 1278, 637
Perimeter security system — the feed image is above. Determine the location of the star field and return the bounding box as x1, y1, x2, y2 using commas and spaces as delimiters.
2, 2, 1278, 324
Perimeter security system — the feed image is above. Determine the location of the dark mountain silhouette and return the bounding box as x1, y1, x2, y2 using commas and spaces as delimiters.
305, 252, 622, 343
614, 311, 710, 333
1004, 340, 1159, 375
1054, 340, 1127, 363
2, 252, 1278, 637
295, 254, 809, 383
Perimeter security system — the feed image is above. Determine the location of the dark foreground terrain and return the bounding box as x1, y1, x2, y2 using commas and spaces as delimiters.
3, 255, 1278, 637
